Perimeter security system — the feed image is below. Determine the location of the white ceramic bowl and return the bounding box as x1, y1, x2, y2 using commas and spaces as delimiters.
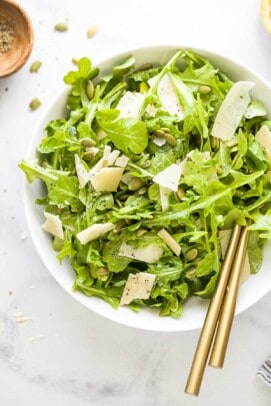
23, 45, 271, 332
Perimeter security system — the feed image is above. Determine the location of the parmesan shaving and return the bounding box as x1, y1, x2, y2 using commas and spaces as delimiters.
77, 223, 115, 245
255, 125, 271, 160
153, 163, 182, 191
118, 242, 163, 263
148, 73, 184, 119
159, 185, 171, 212
117, 91, 144, 118
158, 228, 181, 256
42, 212, 64, 239
75, 154, 89, 188
115, 155, 129, 168
90, 167, 124, 192
120, 272, 156, 305
211, 81, 255, 140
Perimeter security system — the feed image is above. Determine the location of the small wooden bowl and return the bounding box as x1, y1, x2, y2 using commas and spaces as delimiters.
0, 0, 34, 78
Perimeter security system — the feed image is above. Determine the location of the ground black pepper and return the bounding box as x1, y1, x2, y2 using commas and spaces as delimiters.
0, 17, 15, 54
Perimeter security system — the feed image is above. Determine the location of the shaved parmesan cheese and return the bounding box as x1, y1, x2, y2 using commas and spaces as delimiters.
90, 167, 124, 192
117, 74, 185, 120
255, 125, 271, 160
153, 163, 182, 191
115, 155, 129, 168
159, 185, 171, 212
74, 154, 89, 188
211, 81, 255, 140
148, 73, 184, 119
120, 272, 156, 305
77, 223, 115, 245
89, 145, 112, 175
118, 242, 163, 263
158, 228, 181, 256
158, 73, 184, 119
107, 150, 121, 166
153, 136, 166, 146
219, 229, 250, 283
117, 91, 144, 118
117, 91, 157, 118
42, 212, 64, 239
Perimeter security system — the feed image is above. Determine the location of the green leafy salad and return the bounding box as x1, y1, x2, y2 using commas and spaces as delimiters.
19, 49, 271, 318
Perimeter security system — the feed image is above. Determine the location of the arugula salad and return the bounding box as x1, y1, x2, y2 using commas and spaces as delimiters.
19, 49, 271, 318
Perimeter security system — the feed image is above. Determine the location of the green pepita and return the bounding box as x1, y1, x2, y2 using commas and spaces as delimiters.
164, 133, 177, 146
54, 22, 68, 32
29, 60, 42, 73
86, 80, 94, 99
137, 229, 148, 237
210, 135, 220, 150
185, 248, 198, 261
198, 85, 211, 94
83, 151, 96, 162
128, 178, 144, 191
71, 58, 79, 65
80, 137, 96, 147
177, 187, 185, 200
138, 186, 148, 195
87, 25, 98, 38
154, 129, 165, 138
137, 63, 153, 71
185, 267, 197, 280
29, 98, 41, 111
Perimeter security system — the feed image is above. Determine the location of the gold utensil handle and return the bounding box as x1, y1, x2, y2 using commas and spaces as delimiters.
185, 223, 242, 396
209, 225, 249, 368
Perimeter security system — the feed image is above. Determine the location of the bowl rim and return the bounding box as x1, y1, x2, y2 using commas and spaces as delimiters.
21, 44, 271, 332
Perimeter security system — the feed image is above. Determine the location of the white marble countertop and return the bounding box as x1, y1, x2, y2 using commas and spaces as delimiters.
1, 0, 271, 404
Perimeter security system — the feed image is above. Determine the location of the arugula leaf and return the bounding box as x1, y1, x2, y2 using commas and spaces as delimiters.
96, 109, 148, 154
19, 160, 67, 185
48, 175, 84, 212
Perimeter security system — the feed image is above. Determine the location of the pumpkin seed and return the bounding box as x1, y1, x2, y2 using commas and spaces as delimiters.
138, 186, 148, 195
185, 248, 198, 261
137, 229, 147, 237
87, 25, 98, 38
29, 98, 41, 111
137, 63, 153, 71
128, 178, 144, 191
83, 150, 97, 162
80, 137, 96, 147
154, 129, 165, 138
96, 267, 109, 280
71, 57, 79, 65
142, 160, 151, 168
210, 135, 220, 150
86, 80, 94, 99
198, 85, 211, 94
164, 133, 176, 146
177, 187, 185, 199
54, 22, 68, 32
185, 267, 197, 279
29, 60, 42, 73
